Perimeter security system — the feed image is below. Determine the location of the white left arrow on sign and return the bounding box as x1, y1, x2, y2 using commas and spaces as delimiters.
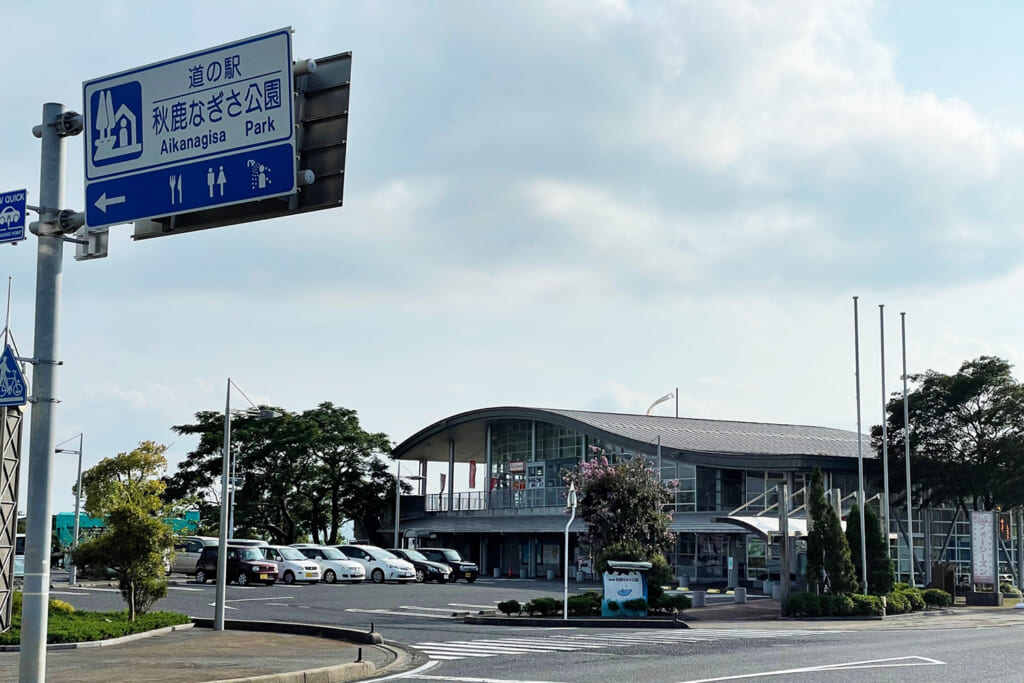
94, 192, 126, 213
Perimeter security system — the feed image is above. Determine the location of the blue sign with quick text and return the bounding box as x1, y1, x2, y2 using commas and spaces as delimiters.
83, 29, 296, 229
0, 345, 27, 407
0, 189, 27, 244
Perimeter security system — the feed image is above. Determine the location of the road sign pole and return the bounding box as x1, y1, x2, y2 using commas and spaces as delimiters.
20, 102, 76, 683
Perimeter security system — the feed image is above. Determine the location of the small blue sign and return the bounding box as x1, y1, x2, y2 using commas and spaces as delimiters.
0, 189, 27, 244
0, 345, 27, 406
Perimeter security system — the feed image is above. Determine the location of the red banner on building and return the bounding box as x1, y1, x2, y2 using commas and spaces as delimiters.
469, 460, 477, 488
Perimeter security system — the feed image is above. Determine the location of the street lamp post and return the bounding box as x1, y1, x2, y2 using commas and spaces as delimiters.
645, 392, 674, 416
55, 433, 83, 587
215, 378, 280, 632
563, 481, 577, 621
393, 461, 425, 548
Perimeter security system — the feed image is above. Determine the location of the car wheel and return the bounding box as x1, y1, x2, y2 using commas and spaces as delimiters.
283, 570, 295, 585
237, 572, 249, 587
415, 569, 426, 583
195, 569, 207, 584
467, 576, 476, 583
324, 569, 337, 584
371, 568, 385, 584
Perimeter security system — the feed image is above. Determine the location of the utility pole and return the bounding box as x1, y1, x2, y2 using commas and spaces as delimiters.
20, 102, 83, 683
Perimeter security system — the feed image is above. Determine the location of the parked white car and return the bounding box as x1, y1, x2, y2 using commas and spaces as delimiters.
289, 544, 366, 584
261, 545, 321, 585
334, 544, 416, 584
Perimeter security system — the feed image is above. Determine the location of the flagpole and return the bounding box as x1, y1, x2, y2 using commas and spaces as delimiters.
853, 297, 868, 594
879, 305, 890, 557
901, 312, 915, 586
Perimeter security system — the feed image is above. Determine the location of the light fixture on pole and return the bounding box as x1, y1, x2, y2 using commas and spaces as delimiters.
215, 379, 280, 632
55, 433, 83, 587
646, 392, 674, 416
563, 481, 578, 621
393, 461, 425, 548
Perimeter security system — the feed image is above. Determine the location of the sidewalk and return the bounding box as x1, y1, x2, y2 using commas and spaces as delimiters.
0, 624, 401, 683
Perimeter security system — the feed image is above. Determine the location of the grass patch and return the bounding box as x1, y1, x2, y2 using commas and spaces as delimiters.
0, 594, 190, 645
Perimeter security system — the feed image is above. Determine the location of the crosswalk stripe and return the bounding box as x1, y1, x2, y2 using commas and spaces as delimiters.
409, 628, 843, 661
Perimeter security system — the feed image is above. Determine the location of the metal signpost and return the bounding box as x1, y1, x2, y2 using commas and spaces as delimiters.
0, 190, 27, 245
19, 28, 350, 680
83, 29, 296, 229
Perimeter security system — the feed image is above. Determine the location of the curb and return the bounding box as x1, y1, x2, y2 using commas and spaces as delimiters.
463, 615, 690, 628
189, 618, 384, 645
0, 622, 195, 652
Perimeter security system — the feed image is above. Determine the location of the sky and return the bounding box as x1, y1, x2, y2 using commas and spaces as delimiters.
3, 0, 1024, 518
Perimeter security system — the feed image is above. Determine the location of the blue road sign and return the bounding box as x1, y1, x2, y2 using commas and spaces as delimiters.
0, 189, 27, 244
83, 29, 296, 229
0, 345, 27, 407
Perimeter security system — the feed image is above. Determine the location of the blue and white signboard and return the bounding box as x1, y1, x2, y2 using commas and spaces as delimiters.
0, 189, 27, 244
0, 345, 27, 407
83, 29, 296, 229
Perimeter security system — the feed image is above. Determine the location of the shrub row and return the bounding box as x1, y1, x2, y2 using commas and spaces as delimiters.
497, 591, 691, 618
784, 586, 952, 618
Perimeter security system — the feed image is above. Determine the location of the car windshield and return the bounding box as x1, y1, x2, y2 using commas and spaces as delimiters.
441, 549, 462, 561
321, 548, 346, 560
367, 548, 397, 560
402, 550, 428, 562
276, 547, 305, 561
238, 548, 264, 561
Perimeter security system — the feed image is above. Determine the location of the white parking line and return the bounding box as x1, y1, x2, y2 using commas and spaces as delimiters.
448, 603, 498, 609
347, 608, 456, 619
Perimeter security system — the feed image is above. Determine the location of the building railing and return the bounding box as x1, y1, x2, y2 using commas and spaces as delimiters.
424, 487, 570, 513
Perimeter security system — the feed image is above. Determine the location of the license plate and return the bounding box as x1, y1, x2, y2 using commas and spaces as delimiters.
305, 572, 315, 577
260, 574, 269, 580
464, 571, 472, 578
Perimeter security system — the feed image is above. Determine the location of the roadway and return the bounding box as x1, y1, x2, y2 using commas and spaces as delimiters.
49, 574, 1024, 682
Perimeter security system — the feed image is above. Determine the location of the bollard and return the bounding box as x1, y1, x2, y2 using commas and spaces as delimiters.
691, 590, 707, 608
733, 587, 747, 603
356, 647, 363, 662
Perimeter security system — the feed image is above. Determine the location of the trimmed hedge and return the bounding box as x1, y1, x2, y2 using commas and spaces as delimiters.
922, 588, 952, 608
497, 599, 522, 616
567, 592, 602, 617
653, 593, 692, 613
783, 592, 821, 617
622, 598, 648, 613
885, 590, 909, 614
849, 594, 884, 616
524, 597, 561, 617
819, 593, 854, 617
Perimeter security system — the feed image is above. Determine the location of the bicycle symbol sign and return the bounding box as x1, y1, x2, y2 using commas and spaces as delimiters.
0, 345, 27, 407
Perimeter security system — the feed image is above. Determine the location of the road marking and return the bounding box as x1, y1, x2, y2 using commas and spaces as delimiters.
347, 608, 456, 619
362, 661, 441, 681
674, 656, 945, 682
409, 629, 844, 661
167, 587, 205, 592
448, 603, 499, 609
400, 606, 467, 613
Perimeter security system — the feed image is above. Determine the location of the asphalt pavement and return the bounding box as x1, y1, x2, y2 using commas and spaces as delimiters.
2, 577, 1022, 682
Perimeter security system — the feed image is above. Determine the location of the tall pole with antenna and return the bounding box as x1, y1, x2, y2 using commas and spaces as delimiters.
901, 312, 915, 586
879, 305, 890, 557
853, 297, 868, 594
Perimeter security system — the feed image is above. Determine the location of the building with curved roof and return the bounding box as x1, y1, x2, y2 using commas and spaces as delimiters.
392, 406, 875, 588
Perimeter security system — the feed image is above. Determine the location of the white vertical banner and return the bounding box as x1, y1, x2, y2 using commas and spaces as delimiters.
971, 511, 996, 585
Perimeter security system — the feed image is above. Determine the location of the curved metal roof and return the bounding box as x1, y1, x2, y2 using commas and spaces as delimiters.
392, 406, 870, 470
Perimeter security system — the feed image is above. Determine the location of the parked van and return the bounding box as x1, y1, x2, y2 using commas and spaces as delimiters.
170, 536, 218, 575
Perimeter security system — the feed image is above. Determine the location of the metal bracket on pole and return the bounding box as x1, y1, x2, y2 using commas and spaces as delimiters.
15, 357, 62, 366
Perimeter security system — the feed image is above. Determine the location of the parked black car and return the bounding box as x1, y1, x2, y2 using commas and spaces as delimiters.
418, 547, 479, 583
388, 548, 453, 584
194, 545, 278, 586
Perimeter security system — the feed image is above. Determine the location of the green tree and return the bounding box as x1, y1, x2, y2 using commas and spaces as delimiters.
871, 356, 1024, 512
805, 467, 857, 595
71, 441, 172, 620
864, 504, 895, 595
568, 455, 674, 571
165, 402, 393, 545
